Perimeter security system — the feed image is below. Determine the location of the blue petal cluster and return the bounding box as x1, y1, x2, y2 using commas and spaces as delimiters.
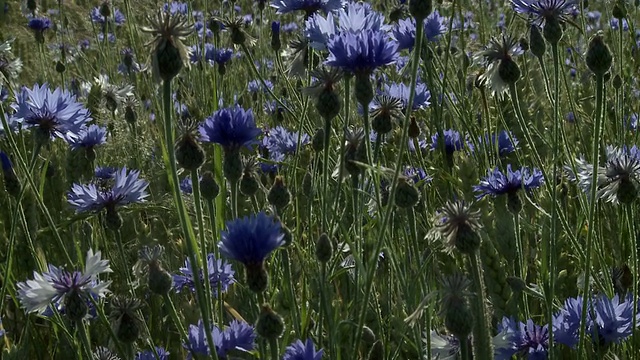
271, 0, 344, 15
135, 347, 170, 360
430, 129, 469, 155
282, 338, 324, 360
553, 295, 640, 348
12, 83, 91, 141
325, 29, 398, 74
67, 167, 149, 213
219, 212, 285, 265
373, 81, 431, 112
474, 164, 544, 199
173, 253, 235, 297
199, 106, 261, 152
185, 320, 256, 359
90, 7, 126, 26
65, 124, 108, 151
393, 11, 447, 51
510, 0, 577, 26
494, 317, 549, 359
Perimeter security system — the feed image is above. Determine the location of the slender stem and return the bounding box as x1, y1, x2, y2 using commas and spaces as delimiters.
192, 170, 214, 322
548, 43, 562, 355
161, 80, 217, 359
459, 337, 470, 360
206, 199, 225, 326
322, 115, 331, 232
230, 179, 239, 219
626, 206, 638, 356
352, 16, 424, 355
578, 73, 604, 355
468, 251, 493, 360
77, 321, 94, 360
269, 338, 279, 360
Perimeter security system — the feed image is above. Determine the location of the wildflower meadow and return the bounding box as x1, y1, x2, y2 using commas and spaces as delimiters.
2, 0, 640, 359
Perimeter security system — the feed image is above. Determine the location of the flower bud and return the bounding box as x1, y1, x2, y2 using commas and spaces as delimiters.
311, 127, 326, 152
200, 171, 220, 200
268, 176, 291, 211
111, 297, 143, 344
315, 233, 333, 263
105, 206, 123, 231
507, 192, 522, 214
529, 25, 546, 58
616, 178, 637, 204
367, 340, 384, 360
316, 89, 342, 120
148, 262, 173, 295
542, 15, 562, 45
613, 74, 623, 90
175, 134, 205, 171
240, 172, 260, 197
498, 58, 521, 85
256, 304, 284, 340
613, 1, 627, 19
125, 105, 137, 125
99, 1, 111, 19
65, 290, 88, 321
355, 73, 374, 107
301, 171, 313, 197
223, 150, 243, 184
394, 178, 420, 208
408, 116, 420, 139
271, 21, 281, 52
586, 34, 613, 76
246, 262, 269, 293
453, 222, 481, 255
444, 301, 473, 340
55, 61, 66, 74
409, 0, 432, 22
155, 41, 184, 82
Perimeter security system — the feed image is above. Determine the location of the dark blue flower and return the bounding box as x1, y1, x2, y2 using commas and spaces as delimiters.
173, 253, 235, 296
262, 126, 310, 156
374, 81, 430, 111
184, 320, 256, 359
392, 12, 447, 51
214, 48, 234, 65
179, 176, 193, 194
609, 18, 629, 31
270, 0, 345, 15
326, 29, 398, 74
90, 7, 126, 26
65, 124, 108, 151
12, 83, 91, 141
282, 339, 324, 360
430, 129, 468, 154
218, 212, 285, 265
476, 130, 519, 156
118, 48, 144, 74
271, 21, 280, 35
248, 79, 273, 93
283, 22, 299, 33
0, 86, 9, 103
494, 317, 549, 360
592, 294, 639, 345
510, 0, 577, 27
403, 166, 432, 186
199, 106, 261, 152
94, 166, 117, 179
474, 164, 544, 199
0, 151, 12, 172
163, 1, 189, 15
67, 167, 149, 213
135, 347, 170, 360
27, 17, 52, 32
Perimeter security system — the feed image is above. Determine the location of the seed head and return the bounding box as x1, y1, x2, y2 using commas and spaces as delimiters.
141, 11, 193, 82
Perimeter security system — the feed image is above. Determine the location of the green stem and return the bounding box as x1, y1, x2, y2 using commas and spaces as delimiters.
161, 80, 217, 359
192, 170, 214, 322
468, 251, 493, 360
269, 338, 279, 360
322, 115, 332, 232
77, 320, 93, 360
352, 15, 425, 355
578, 73, 604, 355
626, 206, 638, 356
206, 199, 225, 326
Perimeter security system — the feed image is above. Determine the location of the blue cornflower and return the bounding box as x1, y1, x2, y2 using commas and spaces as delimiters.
135, 347, 170, 360
219, 212, 285, 266
392, 12, 447, 51
67, 167, 149, 213
11, 83, 91, 141
283, 22, 299, 33
189, 43, 216, 64
214, 48, 234, 65
610, 18, 630, 31
94, 166, 117, 180
0, 151, 12, 172
263, 100, 287, 116
474, 164, 544, 199
510, 0, 577, 27
326, 29, 398, 75
199, 106, 261, 152
476, 130, 519, 156
90, 7, 126, 26
173, 253, 235, 296
262, 126, 310, 156
65, 124, 108, 151
27, 17, 52, 32
0, 86, 9, 102
163, 1, 189, 15
185, 320, 256, 359
118, 48, 144, 75
180, 176, 193, 194
403, 166, 433, 186
431, 129, 468, 155
270, 0, 344, 15
494, 317, 549, 360
248, 79, 274, 93
194, 21, 214, 39
272, 21, 281, 36
97, 33, 117, 43
16, 249, 112, 315
304, 2, 390, 51
375, 81, 431, 111
282, 338, 324, 360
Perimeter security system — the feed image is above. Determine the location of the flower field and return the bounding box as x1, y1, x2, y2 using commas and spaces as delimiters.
1, 0, 640, 359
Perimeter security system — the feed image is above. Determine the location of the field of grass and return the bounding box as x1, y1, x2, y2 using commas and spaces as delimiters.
1, 0, 640, 359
